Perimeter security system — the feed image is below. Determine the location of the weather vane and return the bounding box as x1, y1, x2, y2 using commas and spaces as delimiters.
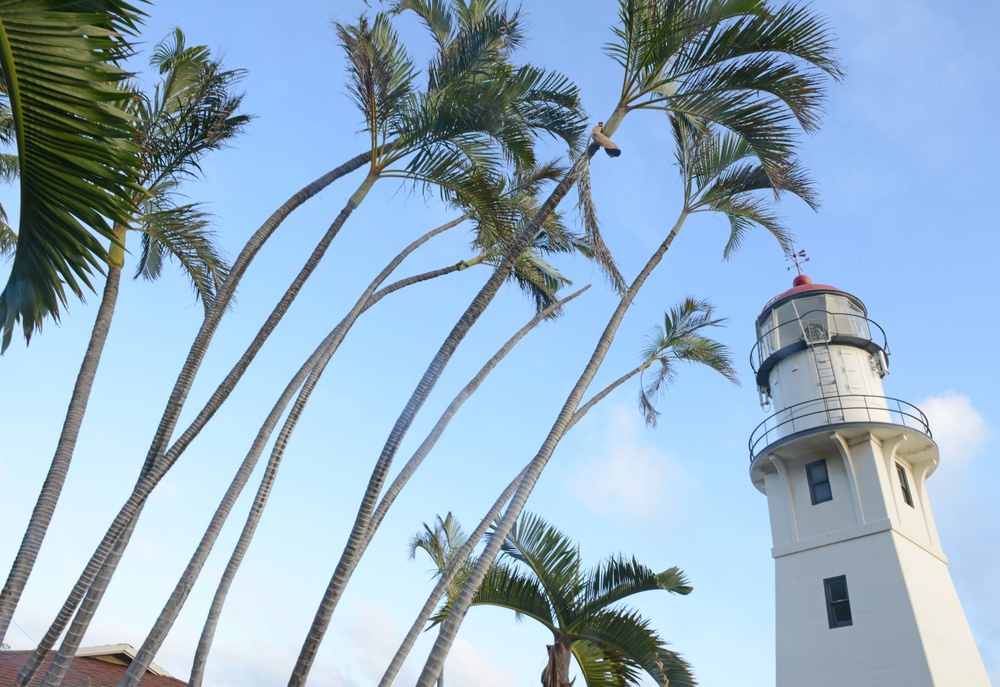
785, 248, 809, 276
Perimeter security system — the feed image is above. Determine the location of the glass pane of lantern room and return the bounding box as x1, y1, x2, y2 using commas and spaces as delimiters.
773, 303, 798, 350
794, 297, 828, 344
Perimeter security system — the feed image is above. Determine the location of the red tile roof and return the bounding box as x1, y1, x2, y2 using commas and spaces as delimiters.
0, 650, 187, 687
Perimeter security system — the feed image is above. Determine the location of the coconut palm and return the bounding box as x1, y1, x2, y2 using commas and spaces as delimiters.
429, 513, 695, 687
0, 0, 144, 350
0, 28, 248, 646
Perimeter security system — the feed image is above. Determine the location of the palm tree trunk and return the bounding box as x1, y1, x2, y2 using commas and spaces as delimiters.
367, 286, 588, 537
569, 364, 645, 431
0, 255, 123, 644
120, 218, 466, 687
139, 151, 373, 476
280, 288, 585, 687
377, 466, 530, 687
540, 636, 575, 687
415, 210, 689, 687
286, 148, 596, 687
18, 169, 380, 687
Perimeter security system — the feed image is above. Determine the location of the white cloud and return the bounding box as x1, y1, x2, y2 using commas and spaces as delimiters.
439, 635, 519, 687
566, 404, 693, 521
919, 392, 989, 468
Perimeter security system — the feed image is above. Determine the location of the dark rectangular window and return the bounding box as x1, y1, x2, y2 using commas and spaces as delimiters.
896, 463, 914, 507
806, 459, 832, 504
824, 575, 853, 628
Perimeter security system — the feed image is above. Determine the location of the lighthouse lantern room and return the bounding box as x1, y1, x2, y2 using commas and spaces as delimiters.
748, 274, 989, 686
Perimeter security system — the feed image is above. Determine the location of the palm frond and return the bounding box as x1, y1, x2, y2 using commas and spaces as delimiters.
638, 297, 737, 427
135, 28, 251, 186
436, 561, 557, 632
581, 558, 691, 619
135, 201, 229, 312
576, 609, 694, 687
576, 156, 627, 294
0, 220, 15, 258
491, 513, 582, 626
0, 0, 146, 350
336, 13, 417, 161
391, 0, 454, 50
605, 0, 841, 183
670, 117, 814, 259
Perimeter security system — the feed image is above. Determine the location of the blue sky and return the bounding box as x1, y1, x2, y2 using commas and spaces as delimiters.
1, 1, 998, 686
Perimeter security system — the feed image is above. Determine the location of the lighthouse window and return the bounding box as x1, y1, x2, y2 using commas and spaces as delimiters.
824, 575, 853, 628
896, 463, 914, 507
806, 459, 832, 504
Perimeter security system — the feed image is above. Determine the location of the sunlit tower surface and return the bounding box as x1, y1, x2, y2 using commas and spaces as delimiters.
747, 271, 990, 685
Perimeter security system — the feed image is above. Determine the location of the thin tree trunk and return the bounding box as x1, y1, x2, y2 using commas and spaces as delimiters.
286, 148, 596, 687
280, 287, 585, 686
569, 364, 645, 432
19, 169, 379, 687
377, 466, 530, 687
120, 218, 466, 687
367, 286, 588, 538
540, 636, 575, 687
0, 257, 122, 644
415, 211, 689, 687
143, 152, 373, 476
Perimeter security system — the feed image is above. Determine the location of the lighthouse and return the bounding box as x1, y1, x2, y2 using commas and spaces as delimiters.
748, 274, 989, 686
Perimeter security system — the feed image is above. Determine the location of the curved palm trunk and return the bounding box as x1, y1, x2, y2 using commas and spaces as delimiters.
287, 149, 595, 687
18, 168, 378, 687
120, 218, 465, 687
569, 364, 645, 432
140, 151, 373, 475
377, 466, 530, 687
415, 211, 689, 687
0, 257, 122, 644
280, 287, 585, 686
367, 286, 588, 537
183, 262, 468, 687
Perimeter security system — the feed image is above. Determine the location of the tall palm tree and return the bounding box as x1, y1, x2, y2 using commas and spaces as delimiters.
0, 29, 248, 646
411, 513, 474, 617
0, 0, 145, 350
431, 513, 695, 687
409, 513, 474, 687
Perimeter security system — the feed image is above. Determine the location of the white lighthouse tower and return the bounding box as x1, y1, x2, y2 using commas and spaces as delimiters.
748, 273, 990, 686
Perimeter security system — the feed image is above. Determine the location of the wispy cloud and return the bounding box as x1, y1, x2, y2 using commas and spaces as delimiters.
919, 392, 989, 469
566, 403, 693, 521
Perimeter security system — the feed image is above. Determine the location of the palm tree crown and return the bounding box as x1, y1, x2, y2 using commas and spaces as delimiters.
434, 513, 696, 687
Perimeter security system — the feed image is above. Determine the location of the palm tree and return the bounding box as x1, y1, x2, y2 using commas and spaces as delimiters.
0, 0, 145, 350
0, 28, 248, 646
408, 513, 475, 687
430, 513, 695, 687
411, 513, 474, 618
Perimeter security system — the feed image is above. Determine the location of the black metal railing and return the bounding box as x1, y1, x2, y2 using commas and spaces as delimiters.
748, 394, 931, 461
750, 310, 888, 374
